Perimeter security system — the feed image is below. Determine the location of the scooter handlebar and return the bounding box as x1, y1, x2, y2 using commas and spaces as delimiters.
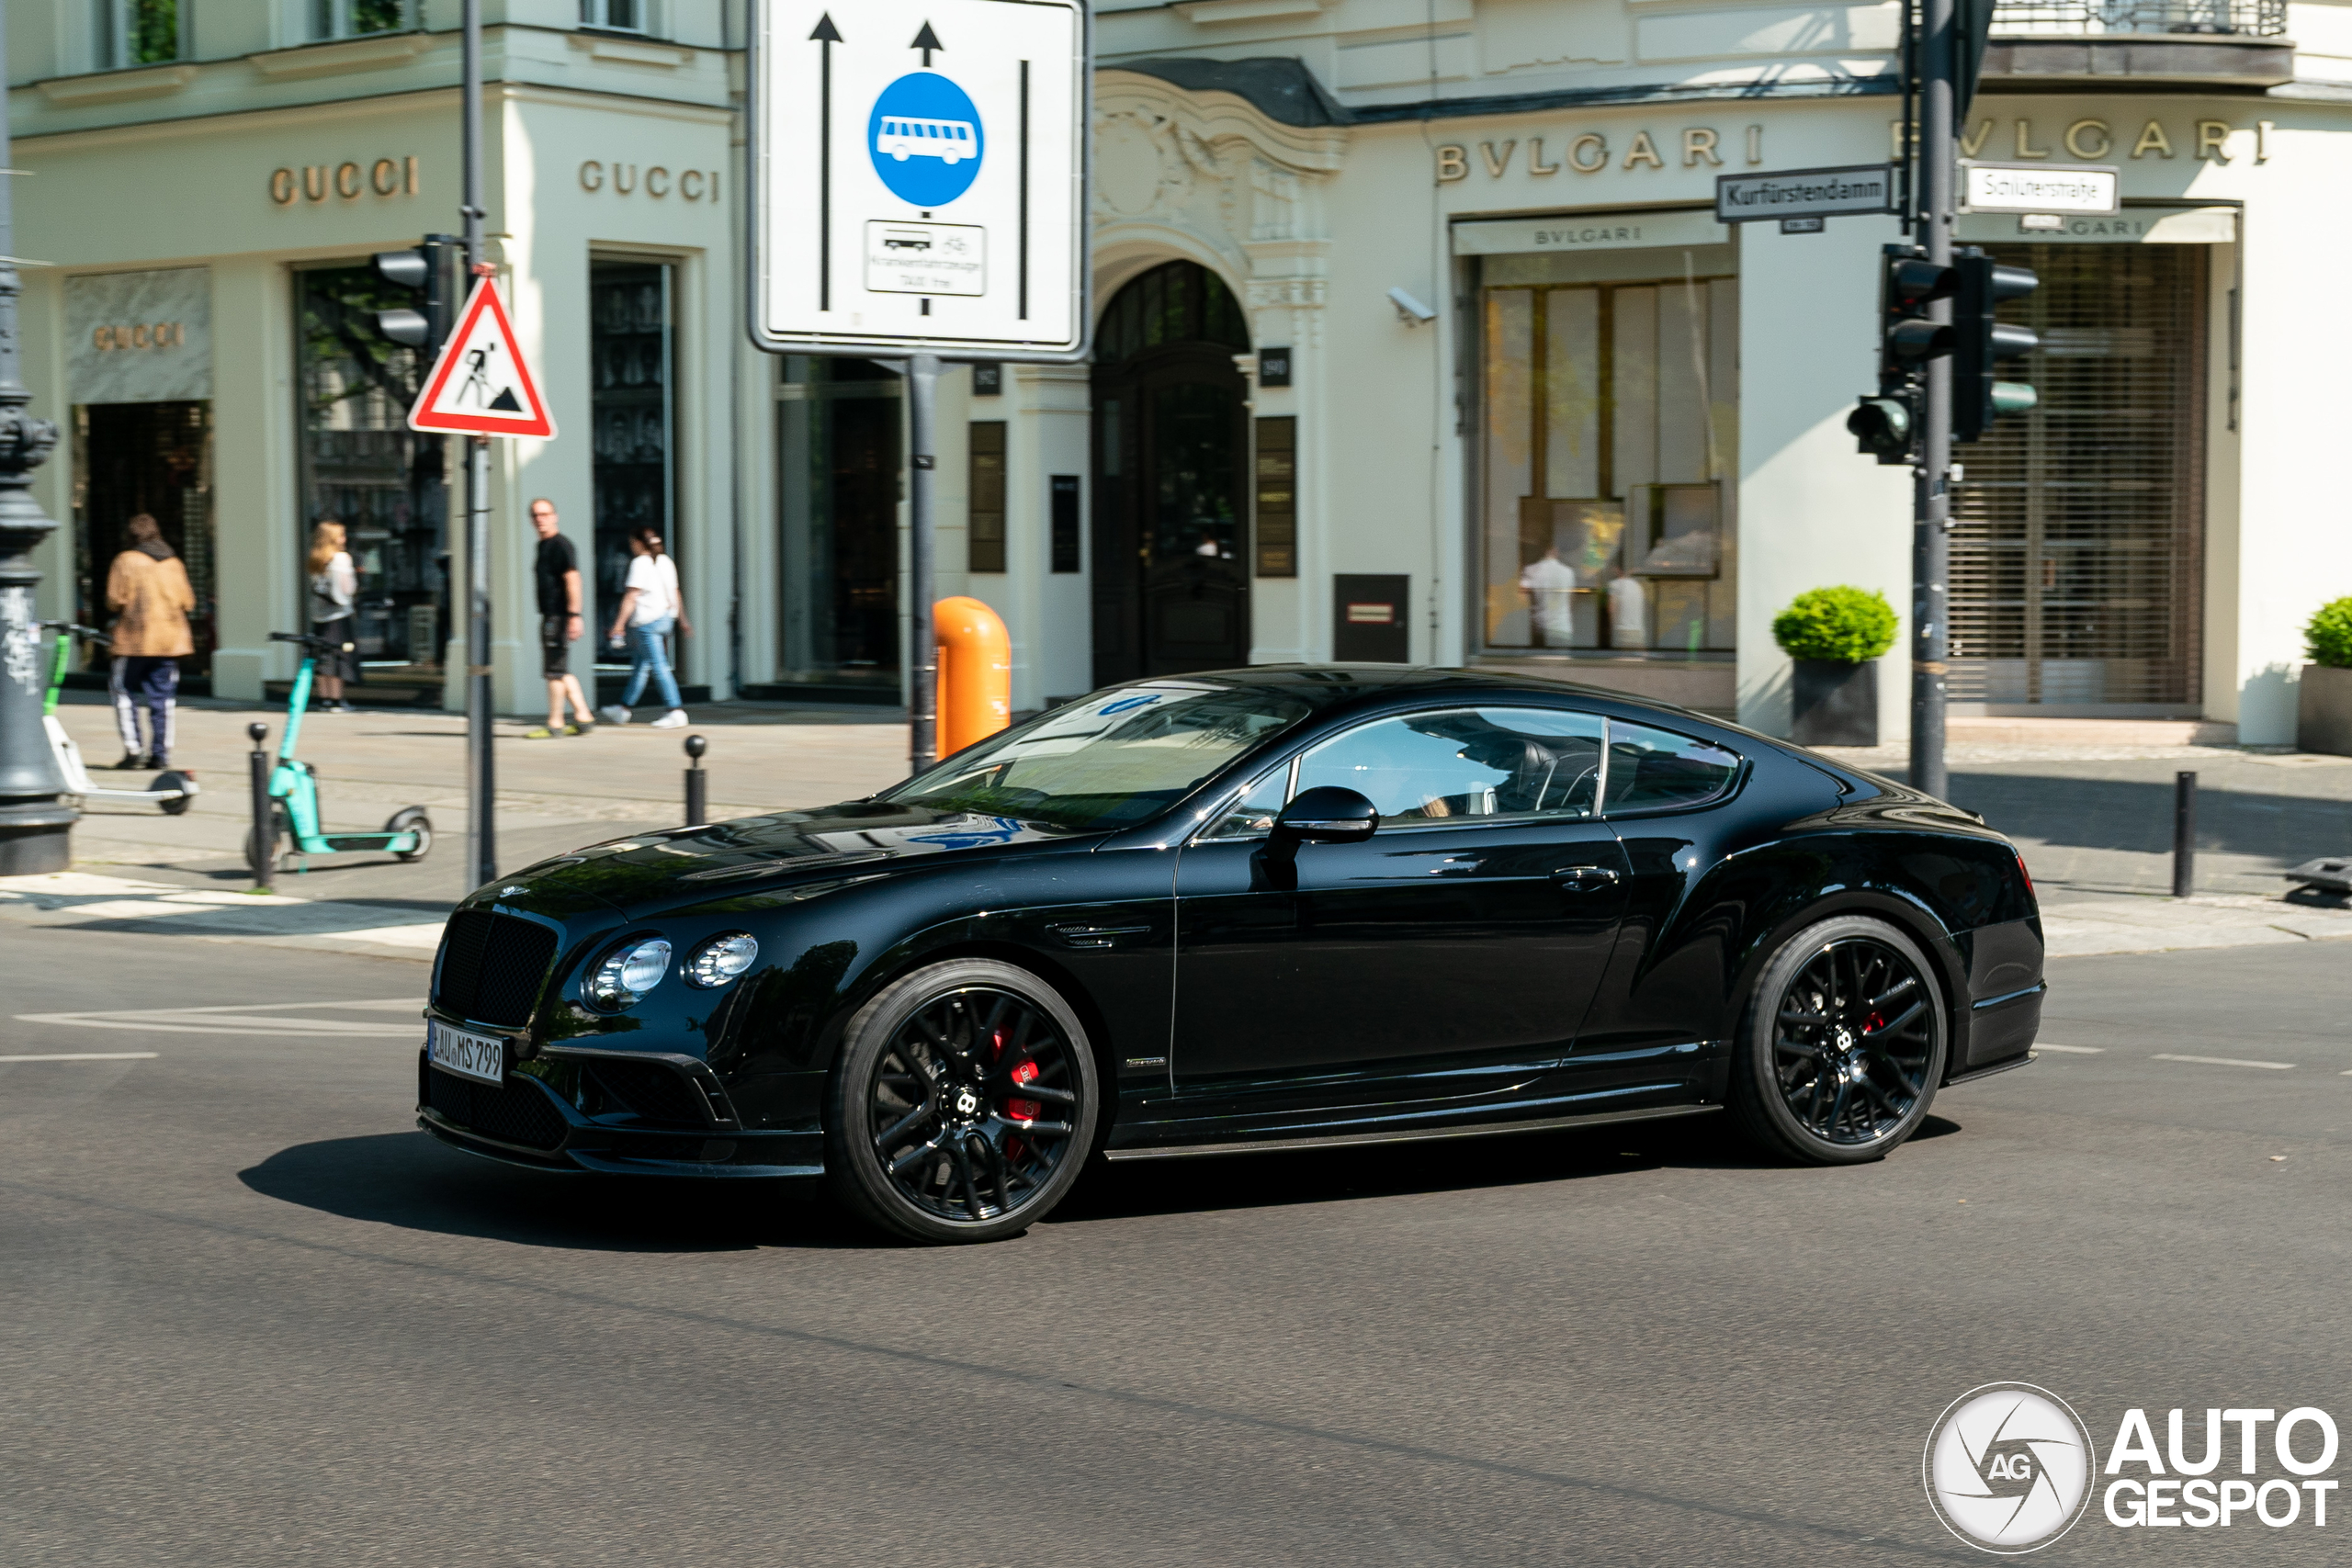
40, 620, 110, 647
269, 631, 356, 653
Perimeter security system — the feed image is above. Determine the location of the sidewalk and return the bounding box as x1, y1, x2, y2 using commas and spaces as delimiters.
46, 693, 910, 907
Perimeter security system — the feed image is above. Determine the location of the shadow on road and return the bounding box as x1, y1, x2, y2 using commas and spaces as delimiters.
1953, 771, 2351, 862
1048, 1111, 1961, 1226
238, 1131, 867, 1252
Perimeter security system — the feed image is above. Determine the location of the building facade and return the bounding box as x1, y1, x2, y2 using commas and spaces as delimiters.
15, 1, 2352, 742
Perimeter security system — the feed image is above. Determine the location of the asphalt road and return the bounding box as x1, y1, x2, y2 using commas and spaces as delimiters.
5, 927, 2350, 1565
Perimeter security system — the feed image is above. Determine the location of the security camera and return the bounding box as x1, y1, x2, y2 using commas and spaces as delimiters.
1388, 287, 1437, 325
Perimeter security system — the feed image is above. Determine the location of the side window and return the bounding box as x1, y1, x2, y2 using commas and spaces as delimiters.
1295, 707, 1606, 824
1200, 762, 1292, 840
1602, 721, 1741, 814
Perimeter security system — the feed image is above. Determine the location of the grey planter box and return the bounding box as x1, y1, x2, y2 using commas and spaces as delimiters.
2298, 663, 2352, 756
1790, 659, 1879, 748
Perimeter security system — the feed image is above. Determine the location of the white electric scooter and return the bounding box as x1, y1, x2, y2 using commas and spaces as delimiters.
40, 622, 198, 814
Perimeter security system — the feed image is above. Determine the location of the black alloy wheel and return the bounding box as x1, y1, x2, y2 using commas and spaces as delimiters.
825, 959, 1101, 1243
1730, 914, 1947, 1164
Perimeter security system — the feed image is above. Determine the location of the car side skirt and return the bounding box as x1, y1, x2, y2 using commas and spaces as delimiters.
1102, 1100, 1719, 1161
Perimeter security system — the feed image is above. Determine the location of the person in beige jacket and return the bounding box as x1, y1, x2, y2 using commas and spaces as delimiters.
104, 513, 196, 769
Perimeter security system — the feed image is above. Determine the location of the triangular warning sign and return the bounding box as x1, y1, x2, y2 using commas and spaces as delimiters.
408, 276, 556, 437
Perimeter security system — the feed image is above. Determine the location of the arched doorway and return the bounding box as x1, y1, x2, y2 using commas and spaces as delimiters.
1091, 260, 1251, 684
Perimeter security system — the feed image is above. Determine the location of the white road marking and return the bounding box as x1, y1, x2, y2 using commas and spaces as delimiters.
2151, 1053, 2296, 1071
0, 1053, 160, 1064
13, 998, 423, 1037
2036, 1044, 2105, 1054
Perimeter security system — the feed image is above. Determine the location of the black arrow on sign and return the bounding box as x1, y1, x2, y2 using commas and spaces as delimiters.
911, 21, 943, 66
810, 13, 842, 310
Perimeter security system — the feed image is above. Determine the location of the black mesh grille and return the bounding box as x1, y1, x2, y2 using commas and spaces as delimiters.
586, 1059, 711, 1125
425, 1066, 568, 1150
433, 911, 559, 1027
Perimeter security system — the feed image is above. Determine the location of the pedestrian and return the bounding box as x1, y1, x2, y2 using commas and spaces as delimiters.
306, 518, 359, 713
103, 513, 195, 769
599, 526, 690, 729
524, 497, 594, 739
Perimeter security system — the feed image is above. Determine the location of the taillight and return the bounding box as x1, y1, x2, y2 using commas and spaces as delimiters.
2016, 848, 2033, 896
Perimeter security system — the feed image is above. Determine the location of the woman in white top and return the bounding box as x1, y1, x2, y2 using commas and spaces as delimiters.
601, 526, 690, 728
306, 518, 359, 713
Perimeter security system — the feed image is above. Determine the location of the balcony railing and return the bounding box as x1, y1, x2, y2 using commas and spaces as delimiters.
1989, 0, 2287, 35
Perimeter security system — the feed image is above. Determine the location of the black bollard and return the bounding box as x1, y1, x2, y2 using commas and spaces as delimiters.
247, 721, 275, 893
2172, 770, 2197, 899
684, 733, 707, 829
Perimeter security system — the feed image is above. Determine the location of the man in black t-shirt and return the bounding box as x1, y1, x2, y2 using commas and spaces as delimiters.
527, 498, 594, 737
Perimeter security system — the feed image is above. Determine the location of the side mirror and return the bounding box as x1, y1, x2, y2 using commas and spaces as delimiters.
1272, 785, 1378, 845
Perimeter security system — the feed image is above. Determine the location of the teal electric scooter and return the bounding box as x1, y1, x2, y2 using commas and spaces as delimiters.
255, 630, 433, 872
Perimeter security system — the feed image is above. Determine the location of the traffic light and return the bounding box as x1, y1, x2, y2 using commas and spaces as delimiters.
1877, 245, 1957, 382
1951, 248, 2040, 444
1848, 387, 1919, 462
1849, 245, 1957, 465
368, 235, 456, 359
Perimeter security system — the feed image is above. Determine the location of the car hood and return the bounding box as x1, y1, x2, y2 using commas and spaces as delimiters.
485, 800, 1092, 916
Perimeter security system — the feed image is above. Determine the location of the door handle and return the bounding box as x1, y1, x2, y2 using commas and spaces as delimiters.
1550, 866, 1622, 890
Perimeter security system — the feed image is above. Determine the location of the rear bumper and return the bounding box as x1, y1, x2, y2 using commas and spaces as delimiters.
1960, 981, 2044, 1076
417, 1053, 822, 1178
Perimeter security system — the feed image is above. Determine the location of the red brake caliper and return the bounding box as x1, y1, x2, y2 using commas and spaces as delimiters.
989, 1028, 1042, 1121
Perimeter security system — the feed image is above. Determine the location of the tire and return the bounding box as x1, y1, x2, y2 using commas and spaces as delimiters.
824, 959, 1101, 1244
1728, 914, 1949, 1165
386, 807, 433, 863
152, 772, 195, 816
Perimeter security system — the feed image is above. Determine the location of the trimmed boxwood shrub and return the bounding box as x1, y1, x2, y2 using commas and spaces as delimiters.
1772, 586, 1899, 665
2306, 598, 2352, 669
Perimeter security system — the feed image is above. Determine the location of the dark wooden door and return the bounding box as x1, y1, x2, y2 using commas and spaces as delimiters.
1088, 261, 1253, 687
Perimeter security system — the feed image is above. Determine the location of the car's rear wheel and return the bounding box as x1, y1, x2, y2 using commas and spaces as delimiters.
1729, 915, 1947, 1164
824, 959, 1101, 1244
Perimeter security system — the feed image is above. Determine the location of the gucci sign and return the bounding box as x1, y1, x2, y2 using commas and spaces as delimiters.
92, 321, 188, 351
270, 157, 421, 205
579, 163, 722, 201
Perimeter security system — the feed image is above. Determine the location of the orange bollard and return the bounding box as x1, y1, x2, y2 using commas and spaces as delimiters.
933, 596, 1012, 756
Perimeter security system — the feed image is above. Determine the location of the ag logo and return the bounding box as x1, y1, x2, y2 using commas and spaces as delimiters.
868, 73, 984, 208
1924, 1382, 2097, 1553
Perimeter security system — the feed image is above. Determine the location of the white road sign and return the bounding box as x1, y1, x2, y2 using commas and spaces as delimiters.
749, 0, 1088, 360
1960, 162, 2120, 216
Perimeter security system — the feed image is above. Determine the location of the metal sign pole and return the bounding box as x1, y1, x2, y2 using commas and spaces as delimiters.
907, 353, 940, 774
461, 0, 496, 887
1911, 0, 1956, 802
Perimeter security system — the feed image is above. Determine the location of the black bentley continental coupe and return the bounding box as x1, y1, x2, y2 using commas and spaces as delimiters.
419, 667, 2043, 1242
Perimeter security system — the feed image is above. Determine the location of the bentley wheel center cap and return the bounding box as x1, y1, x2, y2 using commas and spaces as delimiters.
955, 1089, 980, 1117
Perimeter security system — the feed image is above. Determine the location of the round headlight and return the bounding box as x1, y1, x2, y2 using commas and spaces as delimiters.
589, 937, 671, 1010
686, 932, 759, 988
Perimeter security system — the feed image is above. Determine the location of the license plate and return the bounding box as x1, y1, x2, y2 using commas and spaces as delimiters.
427, 1021, 508, 1087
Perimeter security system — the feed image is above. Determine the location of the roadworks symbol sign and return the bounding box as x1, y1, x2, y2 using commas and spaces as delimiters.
408, 276, 556, 438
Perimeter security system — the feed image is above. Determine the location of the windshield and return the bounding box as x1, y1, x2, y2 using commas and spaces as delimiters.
883, 681, 1314, 831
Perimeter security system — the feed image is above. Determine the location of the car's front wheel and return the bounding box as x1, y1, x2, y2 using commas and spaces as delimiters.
824, 959, 1101, 1243
1729, 915, 1948, 1164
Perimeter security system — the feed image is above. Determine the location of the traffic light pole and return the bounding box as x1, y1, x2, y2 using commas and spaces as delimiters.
461, 0, 496, 888
1910, 0, 1957, 802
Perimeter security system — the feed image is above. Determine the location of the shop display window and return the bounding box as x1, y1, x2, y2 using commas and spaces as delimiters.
295, 263, 447, 671
776, 357, 905, 696
1479, 249, 1737, 659
590, 260, 680, 664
